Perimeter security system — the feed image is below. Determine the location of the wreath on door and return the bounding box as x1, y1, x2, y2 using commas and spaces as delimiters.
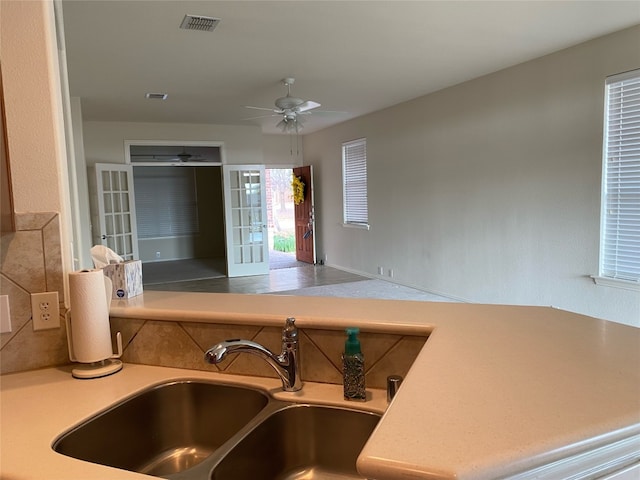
292, 175, 305, 205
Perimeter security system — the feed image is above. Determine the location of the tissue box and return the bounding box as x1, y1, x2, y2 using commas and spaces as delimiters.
102, 260, 143, 299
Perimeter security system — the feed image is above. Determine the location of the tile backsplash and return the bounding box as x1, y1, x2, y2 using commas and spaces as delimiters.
110, 316, 428, 389
0, 212, 68, 374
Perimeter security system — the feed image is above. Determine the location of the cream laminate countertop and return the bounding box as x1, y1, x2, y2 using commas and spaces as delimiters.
0, 364, 387, 479
2, 291, 640, 480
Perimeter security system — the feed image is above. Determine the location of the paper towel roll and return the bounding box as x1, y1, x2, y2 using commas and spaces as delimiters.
68, 269, 114, 363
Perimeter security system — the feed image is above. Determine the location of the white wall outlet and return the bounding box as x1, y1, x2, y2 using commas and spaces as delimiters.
155, 251, 161, 259
0, 295, 11, 333
388, 269, 394, 278
377, 266, 384, 275
31, 292, 60, 331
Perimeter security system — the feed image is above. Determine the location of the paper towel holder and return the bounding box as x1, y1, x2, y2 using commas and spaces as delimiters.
67, 327, 123, 379
66, 311, 123, 379
71, 358, 122, 379
66, 271, 124, 379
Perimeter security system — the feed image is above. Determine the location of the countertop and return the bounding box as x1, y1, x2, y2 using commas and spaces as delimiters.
2, 291, 640, 479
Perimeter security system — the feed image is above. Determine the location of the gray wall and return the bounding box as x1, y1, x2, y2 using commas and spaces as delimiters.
304, 26, 640, 327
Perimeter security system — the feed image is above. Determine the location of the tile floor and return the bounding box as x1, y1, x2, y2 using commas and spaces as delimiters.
144, 262, 366, 294
142, 254, 457, 302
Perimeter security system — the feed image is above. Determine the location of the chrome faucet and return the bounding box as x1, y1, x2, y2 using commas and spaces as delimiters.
204, 317, 302, 392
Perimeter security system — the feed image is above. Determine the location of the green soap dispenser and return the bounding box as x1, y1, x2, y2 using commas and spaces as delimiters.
342, 327, 366, 401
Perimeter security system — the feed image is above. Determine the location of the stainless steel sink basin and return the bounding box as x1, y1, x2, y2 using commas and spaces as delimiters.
209, 404, 381, 480
52, 381, 269, 477
53, 380, 380, 480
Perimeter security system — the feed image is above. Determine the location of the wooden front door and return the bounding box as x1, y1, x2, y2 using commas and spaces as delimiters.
293, 165, 315, 264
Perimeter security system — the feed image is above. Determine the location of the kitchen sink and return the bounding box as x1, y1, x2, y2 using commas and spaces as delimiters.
209, 404, 381, 480
53, 380, 381, 480
52, 380, 269, 477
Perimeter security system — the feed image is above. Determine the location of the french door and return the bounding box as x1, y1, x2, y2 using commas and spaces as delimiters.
222, 165, 269, 277
94, 163, 139, 261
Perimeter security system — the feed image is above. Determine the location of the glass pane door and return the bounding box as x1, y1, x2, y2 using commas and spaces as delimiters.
223, 165, 269, 277
95, 163, 139, 261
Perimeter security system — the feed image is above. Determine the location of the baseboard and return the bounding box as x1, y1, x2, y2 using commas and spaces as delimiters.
322, 263, 468, 303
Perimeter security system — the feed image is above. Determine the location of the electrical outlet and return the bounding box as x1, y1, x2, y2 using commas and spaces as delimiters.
388, 269, 394, 278
377, 266, 384, 275
155, 251, 161, 259
31, 292, 60, 331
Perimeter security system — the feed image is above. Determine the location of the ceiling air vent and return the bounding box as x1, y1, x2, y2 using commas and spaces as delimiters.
180, 14, 220, 32
145, 93, 168, 100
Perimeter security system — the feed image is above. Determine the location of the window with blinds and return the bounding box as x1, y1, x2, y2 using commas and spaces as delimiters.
342, 138, 369, 227
133, 167, 199, 239
599, 69, 640, 285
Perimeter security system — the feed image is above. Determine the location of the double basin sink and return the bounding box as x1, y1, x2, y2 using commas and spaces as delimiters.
53, 380, 381, 480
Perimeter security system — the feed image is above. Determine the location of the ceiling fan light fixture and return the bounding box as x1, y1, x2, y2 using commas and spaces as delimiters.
284, 119, 304, 133
277, 117, 303, 133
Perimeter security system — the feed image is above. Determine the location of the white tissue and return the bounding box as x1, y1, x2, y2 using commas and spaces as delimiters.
90, 245, 123, 269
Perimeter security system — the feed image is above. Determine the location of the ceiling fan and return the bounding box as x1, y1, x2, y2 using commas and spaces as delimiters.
244, 77, 323, 133
130, 149, 205, 163
169, 151, 204, 162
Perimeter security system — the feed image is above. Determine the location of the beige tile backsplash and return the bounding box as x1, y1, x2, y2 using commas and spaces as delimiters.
110, 316, 428, 389
0, 212, 68, 374
1, 213, 428, 386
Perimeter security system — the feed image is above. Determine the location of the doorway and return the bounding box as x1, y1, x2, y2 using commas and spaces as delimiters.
142, 167, 305, 282
266, 167, 316, 268
93, 160, 309, 285
266, 168, 301, 269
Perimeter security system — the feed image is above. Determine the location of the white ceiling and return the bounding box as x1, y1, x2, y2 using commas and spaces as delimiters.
61, 1, 640, 135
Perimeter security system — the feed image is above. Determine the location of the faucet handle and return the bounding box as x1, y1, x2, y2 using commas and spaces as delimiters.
387, 375, 403, 402
282, 317, 298, 342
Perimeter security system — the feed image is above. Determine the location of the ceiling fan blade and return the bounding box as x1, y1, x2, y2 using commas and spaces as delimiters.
243, 114, 280, 121
297, 100, 321, 112
244, 105, 279, 112
309, 109, 348, 115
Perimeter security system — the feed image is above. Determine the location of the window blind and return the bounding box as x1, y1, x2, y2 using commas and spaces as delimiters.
601, 70, 640, 282
342, 138, 369, 226
133, 167, 199, 239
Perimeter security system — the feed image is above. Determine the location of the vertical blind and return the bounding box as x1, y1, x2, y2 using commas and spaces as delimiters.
601, 70, 640, 282
342, 138, 369, 225
134, 167, 200, 239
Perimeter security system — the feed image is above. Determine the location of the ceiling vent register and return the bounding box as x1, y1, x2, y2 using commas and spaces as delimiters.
179, 14, 220, 32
